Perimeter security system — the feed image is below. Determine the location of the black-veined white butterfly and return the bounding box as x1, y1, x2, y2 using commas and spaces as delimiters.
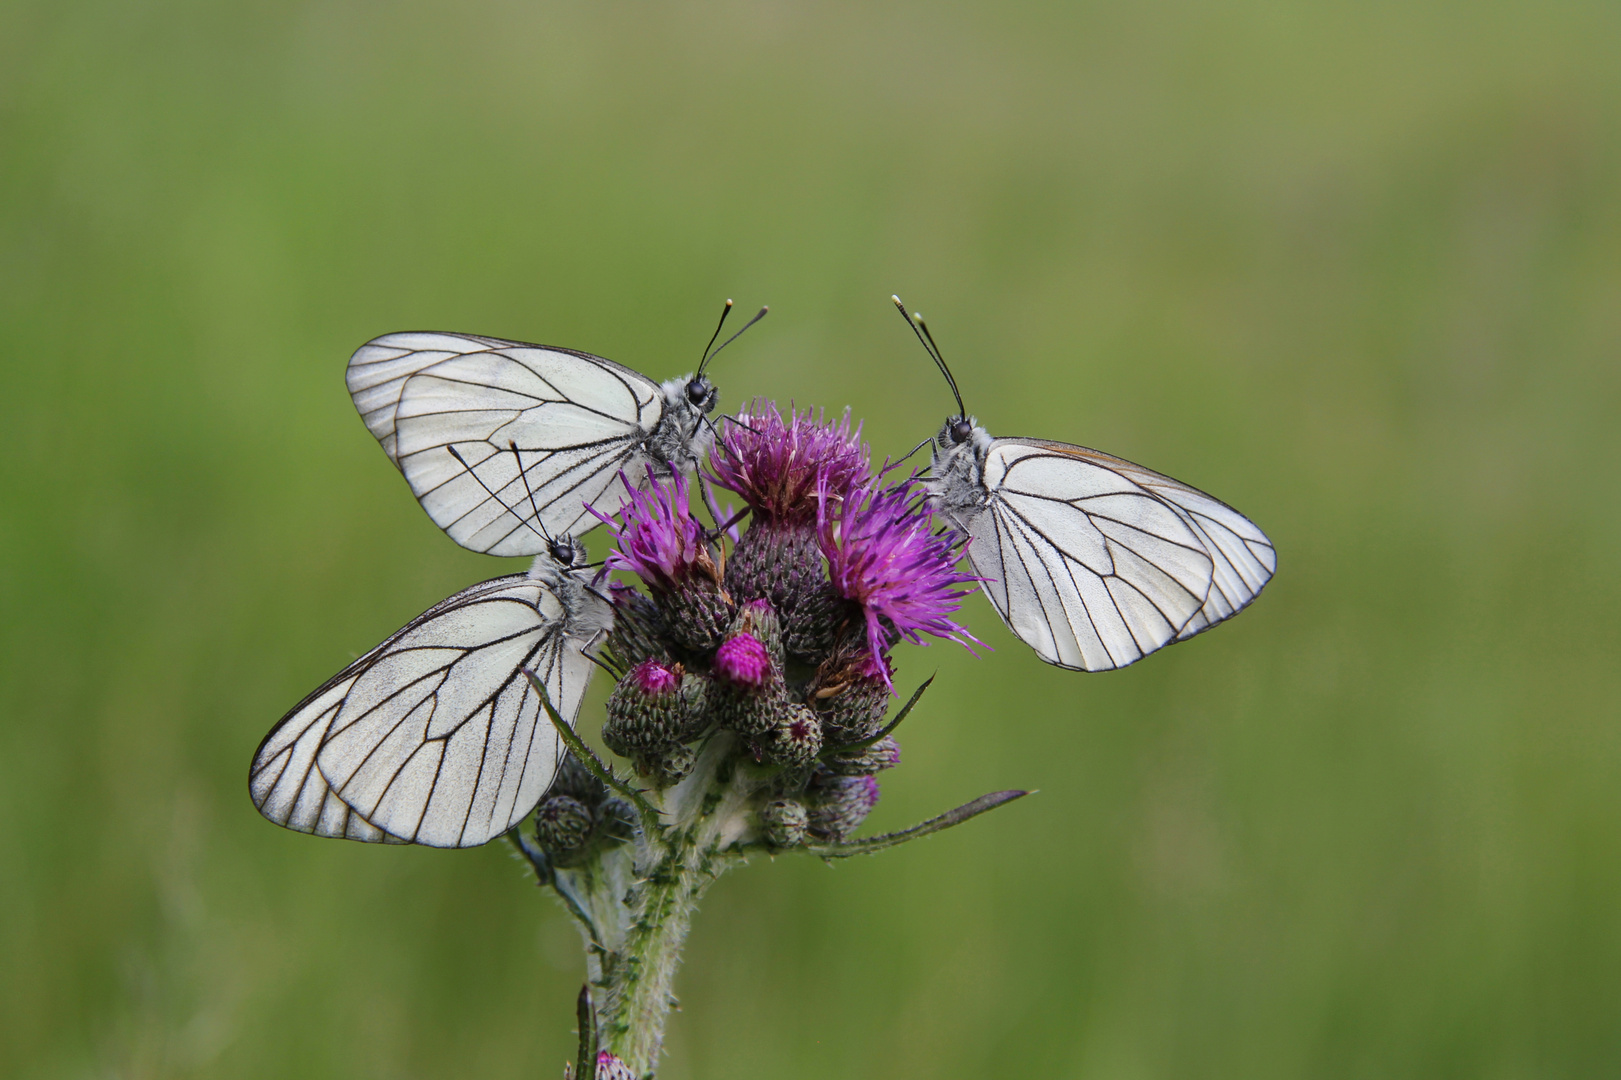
892, 296, 1276, 673
345, 303, 767, 556
249, 536, 613, 847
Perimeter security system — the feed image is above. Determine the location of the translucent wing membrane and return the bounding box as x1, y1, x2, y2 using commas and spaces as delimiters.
964, 440, 1273, 671
347, 333, 666, 555
250, 574, 597, 847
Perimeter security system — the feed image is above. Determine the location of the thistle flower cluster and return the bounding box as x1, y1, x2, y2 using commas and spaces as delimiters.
535, 402, 978, 851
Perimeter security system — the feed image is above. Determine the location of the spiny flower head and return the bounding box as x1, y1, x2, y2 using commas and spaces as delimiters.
630, 658, 681, 696
715, 631, 770, 687
593, 469, 719, 592
707, 402, 868, 522
817, 470, 981, 685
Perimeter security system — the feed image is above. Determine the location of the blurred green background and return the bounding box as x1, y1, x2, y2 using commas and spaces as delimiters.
4, 1, 1620, 1077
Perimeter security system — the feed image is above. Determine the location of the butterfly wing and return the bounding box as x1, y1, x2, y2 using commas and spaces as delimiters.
1025, 441, 1277, 642
347, 333, 665, 555
249, 659, 410, 843
250, 574, 596, 847
964, 440, 1218, 671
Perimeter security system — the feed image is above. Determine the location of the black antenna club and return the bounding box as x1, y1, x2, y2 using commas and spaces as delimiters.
891, 294, 967, 419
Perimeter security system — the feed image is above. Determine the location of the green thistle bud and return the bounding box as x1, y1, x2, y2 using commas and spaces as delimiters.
646, 742, 698, 785
807, 774, 881, 841
596, 797, 637, 843
759, 798, 809, 848
751, 703, 823, 768
548, 752, 607, 806
811, 656, 892, 746
535, 794, 595, 858
603, 659, 689, 757
822, 735, 901, 776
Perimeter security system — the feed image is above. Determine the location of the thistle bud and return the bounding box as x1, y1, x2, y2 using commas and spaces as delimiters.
751, 703, 823, 768
603, 584, 669, 673
711, 604, 790, 737
646, 741, 698, 785
822, 735, 901, 776
603, 659, 689, 757
760, 798, 809, 848
812, 649, 893, 746
535, 795, 595, 858
807, 774, 881, 841
596, 797, 637, 843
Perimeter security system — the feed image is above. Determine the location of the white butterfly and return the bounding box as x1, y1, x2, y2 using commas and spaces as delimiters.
250, 537, 613, 847
345, 304, 766, 556
894, 297, 1276, 672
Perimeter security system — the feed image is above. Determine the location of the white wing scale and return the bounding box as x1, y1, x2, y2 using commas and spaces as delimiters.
964, 439, 1274, 671
250, 574, 596, 847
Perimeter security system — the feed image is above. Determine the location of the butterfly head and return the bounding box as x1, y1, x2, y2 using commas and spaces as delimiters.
546, 533, 588, 570
683, 373, 720, 414
934, 414, 988, 454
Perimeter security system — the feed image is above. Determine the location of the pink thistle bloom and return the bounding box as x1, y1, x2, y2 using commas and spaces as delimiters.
715, 631, 771, 687
817, 470, 982, 686
707, 402, 868, 523
629, 658, 681, 696
591, 470, 714, 591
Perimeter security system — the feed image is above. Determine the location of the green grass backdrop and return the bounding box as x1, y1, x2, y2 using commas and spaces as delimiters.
3, 1, 1620, 1077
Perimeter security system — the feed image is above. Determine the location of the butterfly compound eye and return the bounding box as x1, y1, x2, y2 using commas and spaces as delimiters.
549, 536, 576, 566
686, 375, 717, 411
949, 418, 974, 445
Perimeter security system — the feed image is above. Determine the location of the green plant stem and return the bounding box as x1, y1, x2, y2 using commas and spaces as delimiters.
553, 734, 758, 1076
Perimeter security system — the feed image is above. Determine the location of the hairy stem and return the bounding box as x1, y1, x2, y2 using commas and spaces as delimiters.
553, 734, 759, 1076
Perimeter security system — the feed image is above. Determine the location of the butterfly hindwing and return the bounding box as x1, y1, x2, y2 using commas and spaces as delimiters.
1021, 442, 1277, 642
347, 333, 666, 555
251, 573, 596, 847
250, 664, 409, 844
970, 441, 1216, 671
312, 574, 593, 848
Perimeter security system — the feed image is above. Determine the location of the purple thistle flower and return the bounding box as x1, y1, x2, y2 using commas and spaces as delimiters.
630, 658, 681, 696
707, 402, 869, 522
816, 470, 981, 685
592, 469, 717, 592
715, 631, 771, 687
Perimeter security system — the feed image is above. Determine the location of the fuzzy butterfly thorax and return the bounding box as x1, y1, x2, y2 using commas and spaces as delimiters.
925, 415, 994, 524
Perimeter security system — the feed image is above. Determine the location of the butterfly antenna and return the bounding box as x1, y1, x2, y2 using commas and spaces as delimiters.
446, 445, 549, 542
697, 298, 734, 374
891, 294, 966, 419
702, 305, 769, 370
508, 441, 552, 541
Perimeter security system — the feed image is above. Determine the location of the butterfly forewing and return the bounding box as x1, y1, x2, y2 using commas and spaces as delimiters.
310, 575, 591, 848
972, 442, 1214, 670
347, 333, 666, 555
347, 333, 509, 467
